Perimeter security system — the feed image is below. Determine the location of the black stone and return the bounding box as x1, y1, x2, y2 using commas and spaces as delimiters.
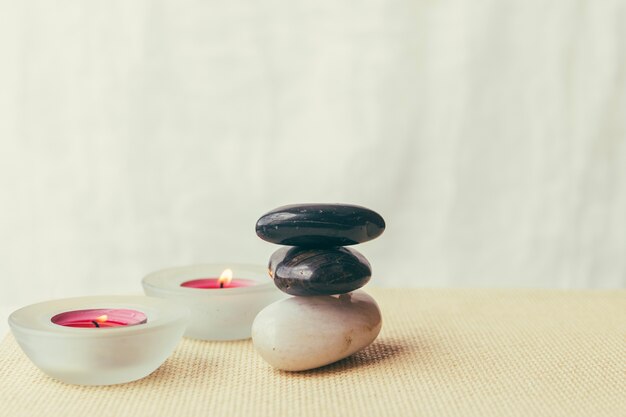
268, 246, 372, 296
256, 204, 385, 247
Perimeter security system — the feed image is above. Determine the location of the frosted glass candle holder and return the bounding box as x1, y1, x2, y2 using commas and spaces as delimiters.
142, 263, 286, 341
9, 295, 189, 386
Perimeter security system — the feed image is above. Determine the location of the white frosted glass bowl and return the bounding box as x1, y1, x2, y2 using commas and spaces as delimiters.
9, 295, 189, 385
142, 263, 287, 341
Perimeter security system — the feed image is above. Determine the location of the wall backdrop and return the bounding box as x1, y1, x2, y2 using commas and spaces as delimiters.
1, 0, 625, 333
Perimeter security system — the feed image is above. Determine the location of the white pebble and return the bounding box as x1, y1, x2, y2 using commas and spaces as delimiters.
252, 290, 382, 371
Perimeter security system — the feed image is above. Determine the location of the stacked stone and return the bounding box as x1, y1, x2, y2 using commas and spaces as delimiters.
251, 203, 385, 371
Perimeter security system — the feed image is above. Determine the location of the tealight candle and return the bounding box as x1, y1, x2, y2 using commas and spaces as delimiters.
9, 296, 189, 385
142, 263, 286, 341
51, 308, 147, 328
180, 268, 256, 289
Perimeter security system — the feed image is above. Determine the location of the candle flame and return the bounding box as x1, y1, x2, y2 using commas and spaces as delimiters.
95, 314, 108, 323
218, 269, 233, 287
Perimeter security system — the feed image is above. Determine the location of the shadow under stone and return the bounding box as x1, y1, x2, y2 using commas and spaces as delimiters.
280, 337, 417, 377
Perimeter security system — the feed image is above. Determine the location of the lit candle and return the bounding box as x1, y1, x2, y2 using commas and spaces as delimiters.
142, 263, 287, 341
180, 268, 256, 289
51, 309, 148, 328
9, 295, 189, 385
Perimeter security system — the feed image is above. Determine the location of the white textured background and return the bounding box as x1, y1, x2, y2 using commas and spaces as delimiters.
1, 0, 625, 333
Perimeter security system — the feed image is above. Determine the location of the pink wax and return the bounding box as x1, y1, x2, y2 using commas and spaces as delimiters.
180, 278, 257, 289
51, 309, 147, 328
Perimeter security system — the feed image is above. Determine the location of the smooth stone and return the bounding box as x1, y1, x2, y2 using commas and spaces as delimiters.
255, 203, 385, 246
269, 246, 371, 296
252, 291, 382, 371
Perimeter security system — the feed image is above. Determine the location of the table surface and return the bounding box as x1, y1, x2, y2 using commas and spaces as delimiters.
1, 288, 625, 417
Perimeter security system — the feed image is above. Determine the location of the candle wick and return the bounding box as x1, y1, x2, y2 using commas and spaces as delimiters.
92, 320, 100, 328
220, 282, 224, 288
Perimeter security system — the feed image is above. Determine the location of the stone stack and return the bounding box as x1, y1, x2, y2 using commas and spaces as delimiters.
252, 203, 385, 371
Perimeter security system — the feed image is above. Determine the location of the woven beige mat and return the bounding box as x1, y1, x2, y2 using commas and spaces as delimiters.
1, 288, 624, 417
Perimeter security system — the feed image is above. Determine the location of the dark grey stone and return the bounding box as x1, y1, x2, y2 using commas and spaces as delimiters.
268, 246, 372, 296
256, 204, 385, 246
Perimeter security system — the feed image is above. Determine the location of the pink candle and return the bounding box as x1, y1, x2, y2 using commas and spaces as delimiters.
51, 309, 147, 328
180, 268, 256, 289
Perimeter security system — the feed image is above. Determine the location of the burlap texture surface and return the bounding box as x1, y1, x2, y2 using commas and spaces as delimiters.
0, 288, 624, 417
